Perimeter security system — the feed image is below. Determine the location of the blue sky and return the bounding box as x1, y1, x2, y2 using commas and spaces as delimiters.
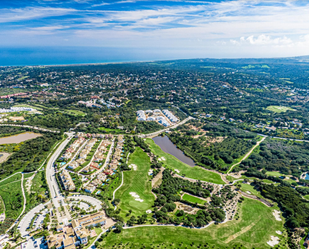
1, 0, 309, 61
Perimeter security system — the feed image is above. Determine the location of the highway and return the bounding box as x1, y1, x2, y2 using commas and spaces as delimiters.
46, 132, 74, 208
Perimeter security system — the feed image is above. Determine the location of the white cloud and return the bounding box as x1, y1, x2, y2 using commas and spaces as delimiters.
0, 7, 77, 23
231, 35, 293, 47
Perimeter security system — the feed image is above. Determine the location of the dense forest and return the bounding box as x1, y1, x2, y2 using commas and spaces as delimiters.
168, 130, 256, 171
237, 138, 309, 177
152, 170, 225, 227
0, 133, 61, 178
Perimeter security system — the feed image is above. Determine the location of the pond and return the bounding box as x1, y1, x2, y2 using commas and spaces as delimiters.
152, 135, 195, 167
0, 132, 42, 145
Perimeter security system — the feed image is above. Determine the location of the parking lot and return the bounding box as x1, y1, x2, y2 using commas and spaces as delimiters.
69, 195, 102, 210
19, 204, 48, 237
21, 237, 47, 249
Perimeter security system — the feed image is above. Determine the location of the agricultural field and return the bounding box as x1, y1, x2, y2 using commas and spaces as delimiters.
115, 147, 155, 219
182, 193, 206, 205
266, 106, 295, 113
99, 198, 286, 249
145, 139, 225, 184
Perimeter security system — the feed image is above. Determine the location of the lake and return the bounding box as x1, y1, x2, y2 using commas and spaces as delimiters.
0, 132, 42, 145
152, 135, 195, 167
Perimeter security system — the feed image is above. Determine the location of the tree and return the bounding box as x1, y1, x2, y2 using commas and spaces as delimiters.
114, 222, 123, 233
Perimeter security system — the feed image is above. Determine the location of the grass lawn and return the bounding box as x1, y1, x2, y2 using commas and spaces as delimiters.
99, 127, 124, 134
266, 106, 295, 113
62, 109, 86, 117
0, 196, 5, 214
182, 194, 206, 205
0, 180, 24, 219
265, 171, 283, 177
13, 104, 43, 111
304, 195, 309, 200
100, 198, 286, 249
146, 139, 225, 184
239, 183, 267, 200
115, 147, 155, 219
0, 173, 21, 187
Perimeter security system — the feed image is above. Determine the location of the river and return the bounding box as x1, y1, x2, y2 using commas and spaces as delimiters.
152, 135, 195, 167
0, 132, 42, 145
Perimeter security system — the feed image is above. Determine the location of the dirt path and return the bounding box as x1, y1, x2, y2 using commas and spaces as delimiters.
227, 136, 266, 174
224, 219, 260, 243
0, 152, 11, 164
152, 167, 164, 188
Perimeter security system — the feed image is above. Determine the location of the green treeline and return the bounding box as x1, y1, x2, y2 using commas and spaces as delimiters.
152, 170, 225, 227
0, 133, 61, 178
239, 138, 309, 177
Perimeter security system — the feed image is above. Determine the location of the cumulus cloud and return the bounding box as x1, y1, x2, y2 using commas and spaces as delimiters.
231, 35, 293, 47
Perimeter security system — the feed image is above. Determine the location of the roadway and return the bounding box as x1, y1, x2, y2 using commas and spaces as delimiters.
46, 132, 74, 208
139, 116, 194, 138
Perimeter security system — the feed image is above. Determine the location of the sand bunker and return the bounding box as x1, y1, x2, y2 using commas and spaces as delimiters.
246, 191, 251, 194
273, 210, 282, 221
129, 164, 137, 171
146, 209, 152, 214
158, 157, 166, 161
148, 169, 153, 175
130, 192, 144, 202
267, 236, 279, 247
174, 169, 180, 173
276, 231, 282, 235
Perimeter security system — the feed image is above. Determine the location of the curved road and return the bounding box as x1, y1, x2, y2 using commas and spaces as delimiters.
46, 132, 75, 208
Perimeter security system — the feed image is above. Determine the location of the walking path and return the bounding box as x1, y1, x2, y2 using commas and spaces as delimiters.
112, 172, 124, 210
227, 136, 266, 174
0, 123, 60, 133
138, 116, 194, 138
6, 174, 26, 233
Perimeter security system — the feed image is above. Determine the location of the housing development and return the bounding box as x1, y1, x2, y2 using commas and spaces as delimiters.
2, 57, 309, 249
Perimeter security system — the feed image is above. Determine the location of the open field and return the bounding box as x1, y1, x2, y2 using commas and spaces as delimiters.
265, 171, 283, 177
0, 180, 24, 220
146, 139, 225, 184
100, 198, 285, 249
0, 173, 21, 187
266, 106, 295, 113
182, 194, 205, 205
99, 127, 124, 134
0, 196, 5, 214
13, 104, 43, 111
115, 147, 155, 219
62, 109, 86, 116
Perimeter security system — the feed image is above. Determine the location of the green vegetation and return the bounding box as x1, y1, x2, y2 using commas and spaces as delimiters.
13, 104, 43, 111
266, 106, 295, 113
99, 127, 124, 134
146, 139, 225, 184
115, 147, 155, 219
62, 109, 86, 116
25, 171, 49, 212
0, 196, 5, 214
99, 198, 285, 249
182, 193, 206, 205
0, 133, 61, 179
0, 180, 23, 229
